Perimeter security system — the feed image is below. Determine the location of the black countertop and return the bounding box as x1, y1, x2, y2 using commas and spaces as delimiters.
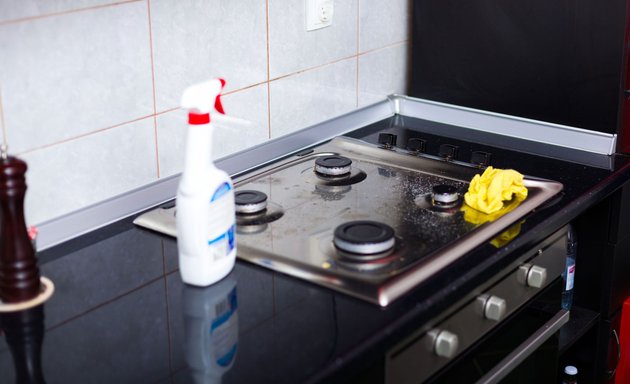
2, 116, 630, 384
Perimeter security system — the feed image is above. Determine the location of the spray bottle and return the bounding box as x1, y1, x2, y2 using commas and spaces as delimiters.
177, 78, 236, 287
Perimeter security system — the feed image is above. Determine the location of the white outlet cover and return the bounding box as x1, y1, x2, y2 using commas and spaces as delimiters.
306, 0, 333, 31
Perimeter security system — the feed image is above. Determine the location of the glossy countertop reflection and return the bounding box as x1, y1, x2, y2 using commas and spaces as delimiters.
0, 222, 404, 384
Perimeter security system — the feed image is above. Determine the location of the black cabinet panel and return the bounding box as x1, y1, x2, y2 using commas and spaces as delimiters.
609, 183, 630, 244
573, 184, 630, 317
410, 0, 626, 134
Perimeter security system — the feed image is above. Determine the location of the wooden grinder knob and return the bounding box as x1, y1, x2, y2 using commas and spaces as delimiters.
0, 149, 41, 303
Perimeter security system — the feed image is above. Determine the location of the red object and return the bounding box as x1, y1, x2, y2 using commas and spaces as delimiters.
27, 226, 38, 242
616, 298, 630, 383
188, 112, 210, 125
186, 78, 226, 125
215, 78, 226, 114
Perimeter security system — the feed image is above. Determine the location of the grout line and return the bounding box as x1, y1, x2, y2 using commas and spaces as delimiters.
0, 0, 143, 26
17, 114, 156, 156
358, 40, 410, 57
0, 85, 6, 145
269, 54, 357, 83
155, 106, 179, 117
161, 241, 174, 377
46, 275, 166, 332
223, 80, 267, 96
266, 40, 409, 85
146, 0, 161, 179
265, 0, 272, 139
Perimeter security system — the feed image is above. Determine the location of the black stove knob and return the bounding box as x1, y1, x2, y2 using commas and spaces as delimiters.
378, 133, 397, 148
471, 151, 492, 167
438, 144, 459, 160
407, 138, 426, 153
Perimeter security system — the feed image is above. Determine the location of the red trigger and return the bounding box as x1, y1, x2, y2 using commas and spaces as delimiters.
215, 78, 226, 114
215, 95, 225, 114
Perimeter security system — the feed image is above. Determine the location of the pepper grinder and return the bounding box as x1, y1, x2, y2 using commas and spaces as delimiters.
0, 146, 41, 303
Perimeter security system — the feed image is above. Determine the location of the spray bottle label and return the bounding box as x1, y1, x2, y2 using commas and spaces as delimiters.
212, 182, 232, 201
566, 264, 575, 290
208, 225, 235, 261
208, 182, 236, 261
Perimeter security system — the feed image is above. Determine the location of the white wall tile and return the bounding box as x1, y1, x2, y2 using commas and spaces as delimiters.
359, 0, 411, 52
269, 58, 357, 138
268, 0, 357, 79
156, 83, 269, 178
22, 118, 157, 225
0, 2, 153, 153
0, 0, 119, 23
0, 1, 411, 226
358, 43, 409, 107
151, 0, 268, 113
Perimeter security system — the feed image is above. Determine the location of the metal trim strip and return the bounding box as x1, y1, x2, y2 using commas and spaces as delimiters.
391, 95, 618, 155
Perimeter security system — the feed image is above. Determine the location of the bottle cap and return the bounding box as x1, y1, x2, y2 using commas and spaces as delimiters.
564, 365, 578, 375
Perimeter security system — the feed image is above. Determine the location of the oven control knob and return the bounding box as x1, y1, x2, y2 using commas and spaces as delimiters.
517, 263, 548, 288
378, 133, 397, 149
477, 294, 507, 321
427, 329, 459, 359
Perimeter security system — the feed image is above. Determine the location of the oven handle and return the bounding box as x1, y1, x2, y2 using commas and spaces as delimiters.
475, 309, 570, 384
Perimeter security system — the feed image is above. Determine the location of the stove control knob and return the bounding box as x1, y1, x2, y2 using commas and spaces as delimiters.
477, 294, 507, 321
517, 263, 548, 289
471, 151, 492, 166
407, 138, 426, 153
438, 144, 459, 160
378, 133, 397, 149
427, 329, 459, 359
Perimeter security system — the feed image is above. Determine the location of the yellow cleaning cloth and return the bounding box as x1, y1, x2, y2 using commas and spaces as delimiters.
463, 167, 528, 215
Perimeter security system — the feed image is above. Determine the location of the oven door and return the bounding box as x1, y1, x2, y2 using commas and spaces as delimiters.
427, 279, 566, 384
386, 228, 568, 384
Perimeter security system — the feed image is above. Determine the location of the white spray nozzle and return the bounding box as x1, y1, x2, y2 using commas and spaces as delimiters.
181, 78, 226, 115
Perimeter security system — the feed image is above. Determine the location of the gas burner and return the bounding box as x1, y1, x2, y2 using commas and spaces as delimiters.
302, 157, 367, 189
315, 156, 352, 176
334, 252, 398, 272
234, 190, 284, 233
333, 221, 396, 259
235, 190, 268, 214
415, 184, 463, 216
431, 185, 460, 207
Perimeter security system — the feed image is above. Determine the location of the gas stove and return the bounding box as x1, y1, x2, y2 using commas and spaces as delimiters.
134, 120, 563, 306
225, 136, 561, 306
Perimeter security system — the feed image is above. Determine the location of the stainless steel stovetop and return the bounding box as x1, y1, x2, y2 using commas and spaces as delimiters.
135, 134, 563, 306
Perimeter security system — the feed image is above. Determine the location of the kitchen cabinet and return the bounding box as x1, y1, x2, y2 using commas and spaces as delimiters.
559, 182, 630, 382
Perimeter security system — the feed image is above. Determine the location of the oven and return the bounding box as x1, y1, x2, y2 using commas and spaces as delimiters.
132, 95, 615, 383
386, 230, 567, 384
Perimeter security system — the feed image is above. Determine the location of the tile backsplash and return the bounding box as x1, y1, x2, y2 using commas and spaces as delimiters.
0, 0, 410, 226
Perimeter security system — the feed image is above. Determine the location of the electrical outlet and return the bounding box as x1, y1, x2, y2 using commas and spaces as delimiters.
306, 0, 334, 31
